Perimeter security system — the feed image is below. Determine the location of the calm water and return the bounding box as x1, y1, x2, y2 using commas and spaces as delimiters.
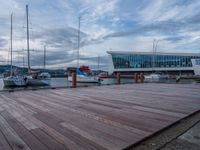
0, 77, 199, 91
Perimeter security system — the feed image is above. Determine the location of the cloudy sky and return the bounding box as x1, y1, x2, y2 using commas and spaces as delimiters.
0, 0, 200, 69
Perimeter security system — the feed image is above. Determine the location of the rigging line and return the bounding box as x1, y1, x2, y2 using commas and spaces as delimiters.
70, 27, 77, 61
7, 31, 11, 65
29, 12, 34, 40
22, 4, 27, 29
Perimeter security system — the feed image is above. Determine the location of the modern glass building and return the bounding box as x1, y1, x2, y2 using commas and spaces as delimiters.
107, 51, 200, 75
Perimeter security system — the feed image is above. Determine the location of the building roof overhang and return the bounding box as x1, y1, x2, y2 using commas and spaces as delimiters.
107, 51, 200, 57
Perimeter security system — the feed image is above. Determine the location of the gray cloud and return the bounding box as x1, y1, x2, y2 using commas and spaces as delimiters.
0, 38, 7, 48
16, 47, 108, 68
163, 36, 187, 42
22, 17, 196, 68
103, 11, 200, 42
0, 55, 7, 65
16, 49, 73, 67
104, 20, 183, 39
27, 26, 105, 54
32, 27, 88, 49
9, 25, 107, 68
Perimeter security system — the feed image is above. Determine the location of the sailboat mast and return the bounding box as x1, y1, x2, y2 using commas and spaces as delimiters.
44, 45, 46, 70
26, 5, 30, 71
10, 13, 13, 76
97, 56, 100, 70
152, 39, 155, 72
77, 16, 81, 68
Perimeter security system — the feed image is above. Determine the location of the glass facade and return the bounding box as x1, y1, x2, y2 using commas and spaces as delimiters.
112, 54, 200, 69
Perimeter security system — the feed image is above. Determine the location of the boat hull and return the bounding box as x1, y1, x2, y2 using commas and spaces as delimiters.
26, 72, 51, 86
144, 73, 169, 81
3, 76, 27, 87
96, 76, 113, 79
27, 78, 51, 86
68, 75, 99, 83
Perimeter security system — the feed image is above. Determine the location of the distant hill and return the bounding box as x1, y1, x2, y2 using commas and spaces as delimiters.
0, 65, 66, 77
0, 65, 27, 74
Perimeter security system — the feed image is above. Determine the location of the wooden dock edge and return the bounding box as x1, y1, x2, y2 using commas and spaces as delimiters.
0, 83, 137, 93
125, 110, 200, 150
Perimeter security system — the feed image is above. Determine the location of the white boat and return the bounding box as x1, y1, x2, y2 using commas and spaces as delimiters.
67, 18, 99, 84
3, 76, 27, 87
25, 5, 51, 86
144, 40, 169, 81
3, 14, 27, 87
144, 73, 161, 80
68, 67, 99, 83
27, 72, 51, 86
144, 73, 169, 81
68, 74, 99, 83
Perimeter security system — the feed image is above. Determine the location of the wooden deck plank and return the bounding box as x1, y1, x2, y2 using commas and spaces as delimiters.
1, 111, 49, 150
11, 92, 150, 137
34, 111, 107, 150
0, 129, 12, 150
60, 122, 124, 150
0, 83, 199, 150
30, 128, 66, 150
27, 116, 80, 150
49, 107, 145, 143
0, 114, 31, 150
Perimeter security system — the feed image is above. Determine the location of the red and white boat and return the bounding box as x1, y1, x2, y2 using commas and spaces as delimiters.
96, 72, 113, 79
68, 66, 100, 83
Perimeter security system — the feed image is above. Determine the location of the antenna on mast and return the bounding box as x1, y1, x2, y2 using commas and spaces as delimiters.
152, 39, 156, 72
97, 56, 100, 70
10, 13, 13, 76
44, 45, 46, 70
26, 4, 30, 71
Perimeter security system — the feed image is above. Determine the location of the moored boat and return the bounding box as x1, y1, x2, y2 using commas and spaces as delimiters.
27, 72, 51, 86
144, 73, 169, 81
144, 73, 161, 80
68, 75, 99, 83
3, 76, 27, 87
96, 72, 113, 79
24, 5, 51, 86
68, 66, 100, 83
3, 13, 27, 87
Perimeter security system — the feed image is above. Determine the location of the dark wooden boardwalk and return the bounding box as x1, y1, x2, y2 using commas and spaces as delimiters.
0, 83, 200, 150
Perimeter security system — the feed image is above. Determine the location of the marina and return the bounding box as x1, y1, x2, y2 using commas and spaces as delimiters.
0, 77, 200, 91
0, 1, 200, 150
0, 83, 199, 150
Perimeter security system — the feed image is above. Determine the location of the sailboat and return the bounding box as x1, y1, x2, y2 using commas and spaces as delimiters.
68, 66, 100, 83
3, 13, 27, 87
68, 17, 99, 83
145, 40, 162, 81
27, 45, 51, 86
25, 5, 51, 86
144, 40, 169, 81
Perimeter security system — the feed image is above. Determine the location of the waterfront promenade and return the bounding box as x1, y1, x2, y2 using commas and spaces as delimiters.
0, 83, 199, 150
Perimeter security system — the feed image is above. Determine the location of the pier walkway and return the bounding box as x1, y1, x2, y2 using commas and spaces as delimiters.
0, 83, 200, 150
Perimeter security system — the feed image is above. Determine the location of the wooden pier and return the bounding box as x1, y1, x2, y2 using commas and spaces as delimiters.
0, 83, 200, 150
